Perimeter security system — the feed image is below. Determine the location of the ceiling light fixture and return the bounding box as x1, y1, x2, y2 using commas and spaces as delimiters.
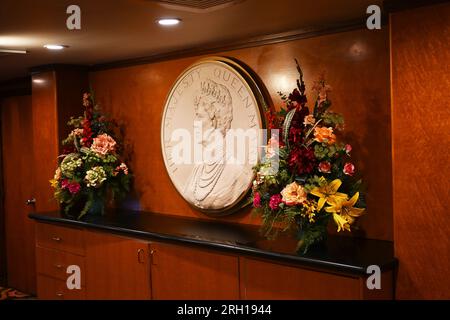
43, 44, 67, 50
157, 18, 181, 26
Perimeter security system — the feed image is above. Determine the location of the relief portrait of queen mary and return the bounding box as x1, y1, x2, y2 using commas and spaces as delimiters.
183, 79, 252, 210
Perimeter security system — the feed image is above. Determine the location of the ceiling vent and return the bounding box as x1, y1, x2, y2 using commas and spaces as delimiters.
149, 0, 244, 12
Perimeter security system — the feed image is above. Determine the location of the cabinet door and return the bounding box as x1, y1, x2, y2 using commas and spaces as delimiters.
240, 257, 361, 300
150, 242, 239, 300
85, 230, 151, 300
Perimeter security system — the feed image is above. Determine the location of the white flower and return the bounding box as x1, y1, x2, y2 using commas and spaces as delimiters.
85, 166, 107, 188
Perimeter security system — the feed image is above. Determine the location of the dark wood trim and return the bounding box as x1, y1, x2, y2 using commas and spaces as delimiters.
29, 64, 89, 75
0, 77, 31, 98
92, 19, 369, 71
0, 108, 5, 285
384, 0, 450, 13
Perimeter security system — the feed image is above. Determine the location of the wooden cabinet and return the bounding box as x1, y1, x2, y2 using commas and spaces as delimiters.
35, 223, 152, 300
85, 230, 151, 300
240, 257, 361, 300
33, 220, 394, 300
150, 242, 239, 300
35, 223, 86, 300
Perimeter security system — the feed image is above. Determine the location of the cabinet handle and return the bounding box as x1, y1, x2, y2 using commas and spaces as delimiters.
137, 249, 145, 264
25, 198, 36, 205
56, 292, 64, 297
54, 264, 63, 269
51, 237, 62, 242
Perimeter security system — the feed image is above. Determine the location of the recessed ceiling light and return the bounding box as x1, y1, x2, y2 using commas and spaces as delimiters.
157, 18, 181, 26
43, 44, 67, 50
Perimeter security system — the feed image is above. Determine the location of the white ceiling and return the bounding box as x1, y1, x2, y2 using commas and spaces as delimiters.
0, 0, 386, 82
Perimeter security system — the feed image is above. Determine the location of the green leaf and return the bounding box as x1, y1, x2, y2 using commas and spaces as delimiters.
282, 108, 296, 146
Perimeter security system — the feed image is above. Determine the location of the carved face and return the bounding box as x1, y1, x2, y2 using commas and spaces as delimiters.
194, 94, 219, 147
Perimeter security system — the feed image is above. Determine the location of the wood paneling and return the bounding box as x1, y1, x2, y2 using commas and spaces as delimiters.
31, 72, 59, 213
150, 242, 240, 300
1, 95, 36, 294
0, 104, 4, 285
390, 3, 450, 299
240, 257, 361, 300
90, 27, 392, 241
85, 230, 151, 300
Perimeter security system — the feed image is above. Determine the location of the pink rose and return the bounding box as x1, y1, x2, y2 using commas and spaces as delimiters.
269, 194, 282, 210
90, 134, 116, 156
343, 162, 355, 176
345, 144, 352, 155
318, 161, 331, 173
253, 192, 261, 208
68, 182, 81, 194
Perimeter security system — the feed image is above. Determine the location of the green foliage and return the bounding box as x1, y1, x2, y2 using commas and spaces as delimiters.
297, 219, 329, 255
322, 111, 344, 129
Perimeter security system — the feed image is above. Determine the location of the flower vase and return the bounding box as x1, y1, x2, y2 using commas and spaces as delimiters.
87, 195, 105, 217
296, 218, 328, 255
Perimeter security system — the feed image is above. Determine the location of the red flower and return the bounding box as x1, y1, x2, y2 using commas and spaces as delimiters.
269, 194, 282, 210
61, 179, 70, 189
265, 110, 278, 130
343, 162, 355, 176
288, 127, 303, 144
288, 88, 307, 108
318, 161, 331, 173
287, 146, 316, 175
68, 182, 81, 194
253, 192, 261, 208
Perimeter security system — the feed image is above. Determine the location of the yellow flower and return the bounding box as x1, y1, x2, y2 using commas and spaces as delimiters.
310, 178, 347, 211
49, 179, 59, 189
301, 200, 317, 223
326, 192, 365, 232
332, 213, 351, 232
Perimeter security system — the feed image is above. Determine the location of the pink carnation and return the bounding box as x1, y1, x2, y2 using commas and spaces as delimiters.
253, 192, 261, 208
318, 161, 331, 173
61, 179, 70, 189
343, 162, 355, 176
91, 134, 116, 156
68, 182, 81, 194
269, 194, 282, 210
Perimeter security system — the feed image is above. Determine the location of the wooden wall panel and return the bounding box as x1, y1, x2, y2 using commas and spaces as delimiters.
31, 72, 59, 213
390, 3, 450, 299
1, 95, 36, 293
0, 105, 4, 285
90, 28, 392, 241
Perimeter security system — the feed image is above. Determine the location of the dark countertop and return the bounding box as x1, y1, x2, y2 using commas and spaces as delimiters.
29, 209, 397, 276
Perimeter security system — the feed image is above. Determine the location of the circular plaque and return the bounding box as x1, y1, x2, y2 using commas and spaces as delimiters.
161, 57, 266, 215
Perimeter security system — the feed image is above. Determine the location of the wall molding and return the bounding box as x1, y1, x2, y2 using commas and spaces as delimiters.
383, 0, 450, 13
0, 77, 31, 98
91, 18, 368, 71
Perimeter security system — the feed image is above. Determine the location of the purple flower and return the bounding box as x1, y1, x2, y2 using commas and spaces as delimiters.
253, 192, 261, 208
269, 194, 282, 210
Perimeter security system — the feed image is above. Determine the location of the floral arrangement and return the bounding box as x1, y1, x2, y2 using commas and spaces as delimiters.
50, 92, 131, 219
252, 60, 366, 254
